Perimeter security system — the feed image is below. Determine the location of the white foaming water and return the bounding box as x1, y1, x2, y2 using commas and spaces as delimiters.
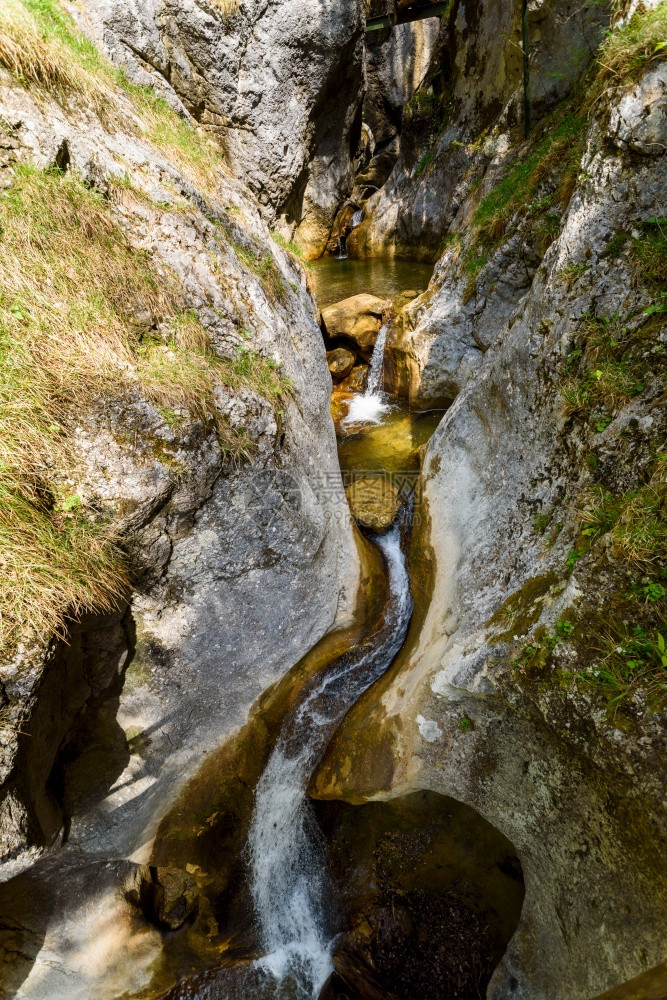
342, 323, 390, 429
249, 526, 413, 999
367, 322, 388, 395
343, 391, 391, 426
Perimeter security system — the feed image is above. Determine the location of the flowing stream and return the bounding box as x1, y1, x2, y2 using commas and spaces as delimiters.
343, 323, 392, 428
248, 522, 413, 999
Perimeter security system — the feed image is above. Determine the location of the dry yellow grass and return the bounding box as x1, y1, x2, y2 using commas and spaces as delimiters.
0, 1, 295, 653
0, 0, 114, 121
209, 0, 241, 15
0, 0, 229, 193
587, 1, 667, 107
0, 0, 82, 94
0, 166, 290, 654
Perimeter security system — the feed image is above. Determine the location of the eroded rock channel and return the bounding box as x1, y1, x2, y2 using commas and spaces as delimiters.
0, 1, 665, 999
140, 259, 526, 1000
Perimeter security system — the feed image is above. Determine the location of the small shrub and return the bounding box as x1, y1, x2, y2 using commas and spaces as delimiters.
209, 0, 241, 16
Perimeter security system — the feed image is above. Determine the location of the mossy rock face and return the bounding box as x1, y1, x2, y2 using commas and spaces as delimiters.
485, 572, 561, 643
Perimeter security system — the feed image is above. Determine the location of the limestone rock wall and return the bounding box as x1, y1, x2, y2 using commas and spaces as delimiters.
351, 0, 610, 259
77, 0, 366, 256
0, 60, 360, 876
356, 17, 440, 196
313, 57, 667, 1000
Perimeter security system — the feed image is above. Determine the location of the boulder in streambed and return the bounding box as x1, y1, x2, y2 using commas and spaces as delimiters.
327, 348, 356, 382
339, 364, 369, 395
127, 865, 199, 932
322, 294, 393, 360
346, 476, 401, 534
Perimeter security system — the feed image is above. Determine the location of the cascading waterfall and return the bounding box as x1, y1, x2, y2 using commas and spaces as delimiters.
366, 321, 388, 395
342, 322, 391, 427
333, 208, 364, 260
248, 523, 413, 999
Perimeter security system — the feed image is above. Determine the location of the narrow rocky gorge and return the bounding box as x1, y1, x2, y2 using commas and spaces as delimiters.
0, 1, 665, 999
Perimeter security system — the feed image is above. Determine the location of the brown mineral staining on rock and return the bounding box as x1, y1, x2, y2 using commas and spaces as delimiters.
322, 294, 393, 359
339, 364, 369, 394
346, 476, 401, 533
127, 865, 199, 931
327, 347, 356, 382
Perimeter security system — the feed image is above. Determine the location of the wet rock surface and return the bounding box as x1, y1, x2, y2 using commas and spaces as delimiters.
313, 791, 524, 1000
314, 43, 667, 1000
128, 865, 200, 932
345, 476, 401, 533
0, 25, 360, 998
338, 364, 369, 395
1, 3, 666, 1000
327, 347, 357, 382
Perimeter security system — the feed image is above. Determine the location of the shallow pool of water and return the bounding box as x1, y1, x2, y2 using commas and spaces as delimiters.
310, 257, 434, 308
337, 406, 444, 477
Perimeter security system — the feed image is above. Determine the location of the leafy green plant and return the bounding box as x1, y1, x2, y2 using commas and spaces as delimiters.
578, 626, 667, 708
644, 582, 667, 603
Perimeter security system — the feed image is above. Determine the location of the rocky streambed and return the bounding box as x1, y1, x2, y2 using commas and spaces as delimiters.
116, 259, 528, 1000
0, 254, 527, 1000
1, 1, 665, 998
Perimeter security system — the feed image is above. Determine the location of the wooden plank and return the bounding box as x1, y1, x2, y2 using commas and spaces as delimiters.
588, 962, 667, 1000
365, 1, 448, 32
